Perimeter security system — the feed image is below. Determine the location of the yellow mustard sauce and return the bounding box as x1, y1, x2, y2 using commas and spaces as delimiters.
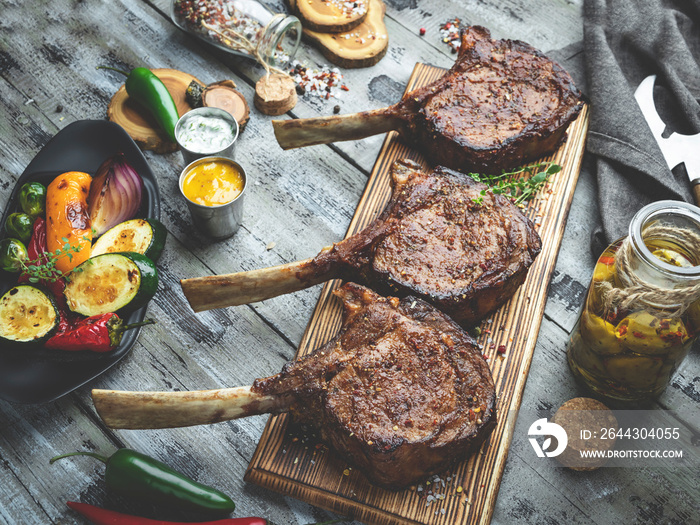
182, 161, 244, 206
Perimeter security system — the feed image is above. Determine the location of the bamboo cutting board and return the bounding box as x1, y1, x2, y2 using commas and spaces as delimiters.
245, 63, 589, 525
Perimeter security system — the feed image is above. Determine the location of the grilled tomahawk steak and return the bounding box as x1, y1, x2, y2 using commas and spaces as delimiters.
92, 283, 497, 489
273, 25, 583, 174
181, 159, 542, 325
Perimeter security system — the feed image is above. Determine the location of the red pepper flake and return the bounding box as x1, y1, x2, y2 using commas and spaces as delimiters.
439, 17, 462, 52
497, 345, 506, 355
341, 85, 350, 91
289, 60, 345, 101
419, 27, 426, 36
632, 331, 646, 339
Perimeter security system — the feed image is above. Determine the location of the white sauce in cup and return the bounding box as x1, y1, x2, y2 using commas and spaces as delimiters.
177, 114, 236, 154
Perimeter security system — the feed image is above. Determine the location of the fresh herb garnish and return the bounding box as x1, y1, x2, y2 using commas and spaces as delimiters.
469, 163, 562, 207
20, 235, 90, 283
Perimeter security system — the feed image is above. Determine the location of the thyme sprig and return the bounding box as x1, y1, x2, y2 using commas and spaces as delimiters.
19, 236, 89, 283
469, 163, 562, 207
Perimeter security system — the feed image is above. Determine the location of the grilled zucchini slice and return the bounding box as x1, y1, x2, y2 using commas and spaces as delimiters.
0, 284, 59, 345
91, 218, 166, 262
65, 252, 158, 316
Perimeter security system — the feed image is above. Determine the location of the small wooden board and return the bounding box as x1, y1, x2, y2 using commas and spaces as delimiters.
107, 68, 202, 154
290, 0, 368, 33
290, 0, 388, 68
246, 63, 589, 525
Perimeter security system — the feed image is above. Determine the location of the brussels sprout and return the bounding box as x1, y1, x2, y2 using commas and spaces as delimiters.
19, 182, 47, 217
0, 238, 28, 272
615, 311, 689, 355
4, 212, 34, 243
605, 355, 662, 390
579, 310, 623, 356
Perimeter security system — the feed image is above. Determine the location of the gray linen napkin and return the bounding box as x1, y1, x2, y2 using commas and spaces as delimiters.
582, 0, 700, 255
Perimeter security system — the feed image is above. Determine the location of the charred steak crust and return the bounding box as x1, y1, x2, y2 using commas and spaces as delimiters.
252, 283, 496, 489
398, 25, 583, 173
313, 159, 542, 326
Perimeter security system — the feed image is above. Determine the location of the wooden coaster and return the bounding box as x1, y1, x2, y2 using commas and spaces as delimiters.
290, 0, 368, 33
202, 80, 250, 130
254, 73, 297, 116
107, 68, 202, 154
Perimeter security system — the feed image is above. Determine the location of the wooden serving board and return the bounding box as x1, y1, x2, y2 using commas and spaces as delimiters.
245, 63, 589, 525
107, 68, 202, 154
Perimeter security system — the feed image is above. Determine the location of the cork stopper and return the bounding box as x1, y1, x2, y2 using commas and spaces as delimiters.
254, 73, 297, 116
552, 397, 618, 471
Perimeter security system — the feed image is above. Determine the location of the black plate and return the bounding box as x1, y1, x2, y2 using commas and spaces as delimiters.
0, 120, 161, 404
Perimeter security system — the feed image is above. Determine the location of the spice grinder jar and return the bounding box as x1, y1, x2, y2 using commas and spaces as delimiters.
171, 0, 301, 68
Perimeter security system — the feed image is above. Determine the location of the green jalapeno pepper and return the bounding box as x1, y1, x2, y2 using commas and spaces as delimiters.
51, 449, 235, 515
99, 66, 179, 142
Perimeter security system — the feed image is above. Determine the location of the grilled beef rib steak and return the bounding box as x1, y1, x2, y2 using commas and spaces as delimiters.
273, 25, 583, 174
180, 159, 542, 325
92, 283, 497, 489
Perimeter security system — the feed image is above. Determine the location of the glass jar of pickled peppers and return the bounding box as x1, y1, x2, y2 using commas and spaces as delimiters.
171, 0, 301, 67
567, 201, 700, 401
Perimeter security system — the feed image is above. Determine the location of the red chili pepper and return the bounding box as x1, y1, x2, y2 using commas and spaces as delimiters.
18, 216, 75, 331
45, 313, 154, 352
66, 502, 270, 525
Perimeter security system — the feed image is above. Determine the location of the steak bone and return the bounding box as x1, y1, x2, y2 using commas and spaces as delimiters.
93, 386, 293, 429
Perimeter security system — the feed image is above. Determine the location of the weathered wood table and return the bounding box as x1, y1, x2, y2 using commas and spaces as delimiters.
1, 0, 698, 523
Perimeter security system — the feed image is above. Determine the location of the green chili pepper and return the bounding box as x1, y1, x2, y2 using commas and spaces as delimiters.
99, 66, 179, 142
51, 449, 236, 515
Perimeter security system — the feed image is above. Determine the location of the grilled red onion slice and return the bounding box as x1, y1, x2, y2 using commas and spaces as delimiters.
88, 153, 144, 236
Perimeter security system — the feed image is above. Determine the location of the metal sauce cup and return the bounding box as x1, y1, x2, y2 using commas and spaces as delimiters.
175, 107, 240, 165
179, 156, 247, 240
